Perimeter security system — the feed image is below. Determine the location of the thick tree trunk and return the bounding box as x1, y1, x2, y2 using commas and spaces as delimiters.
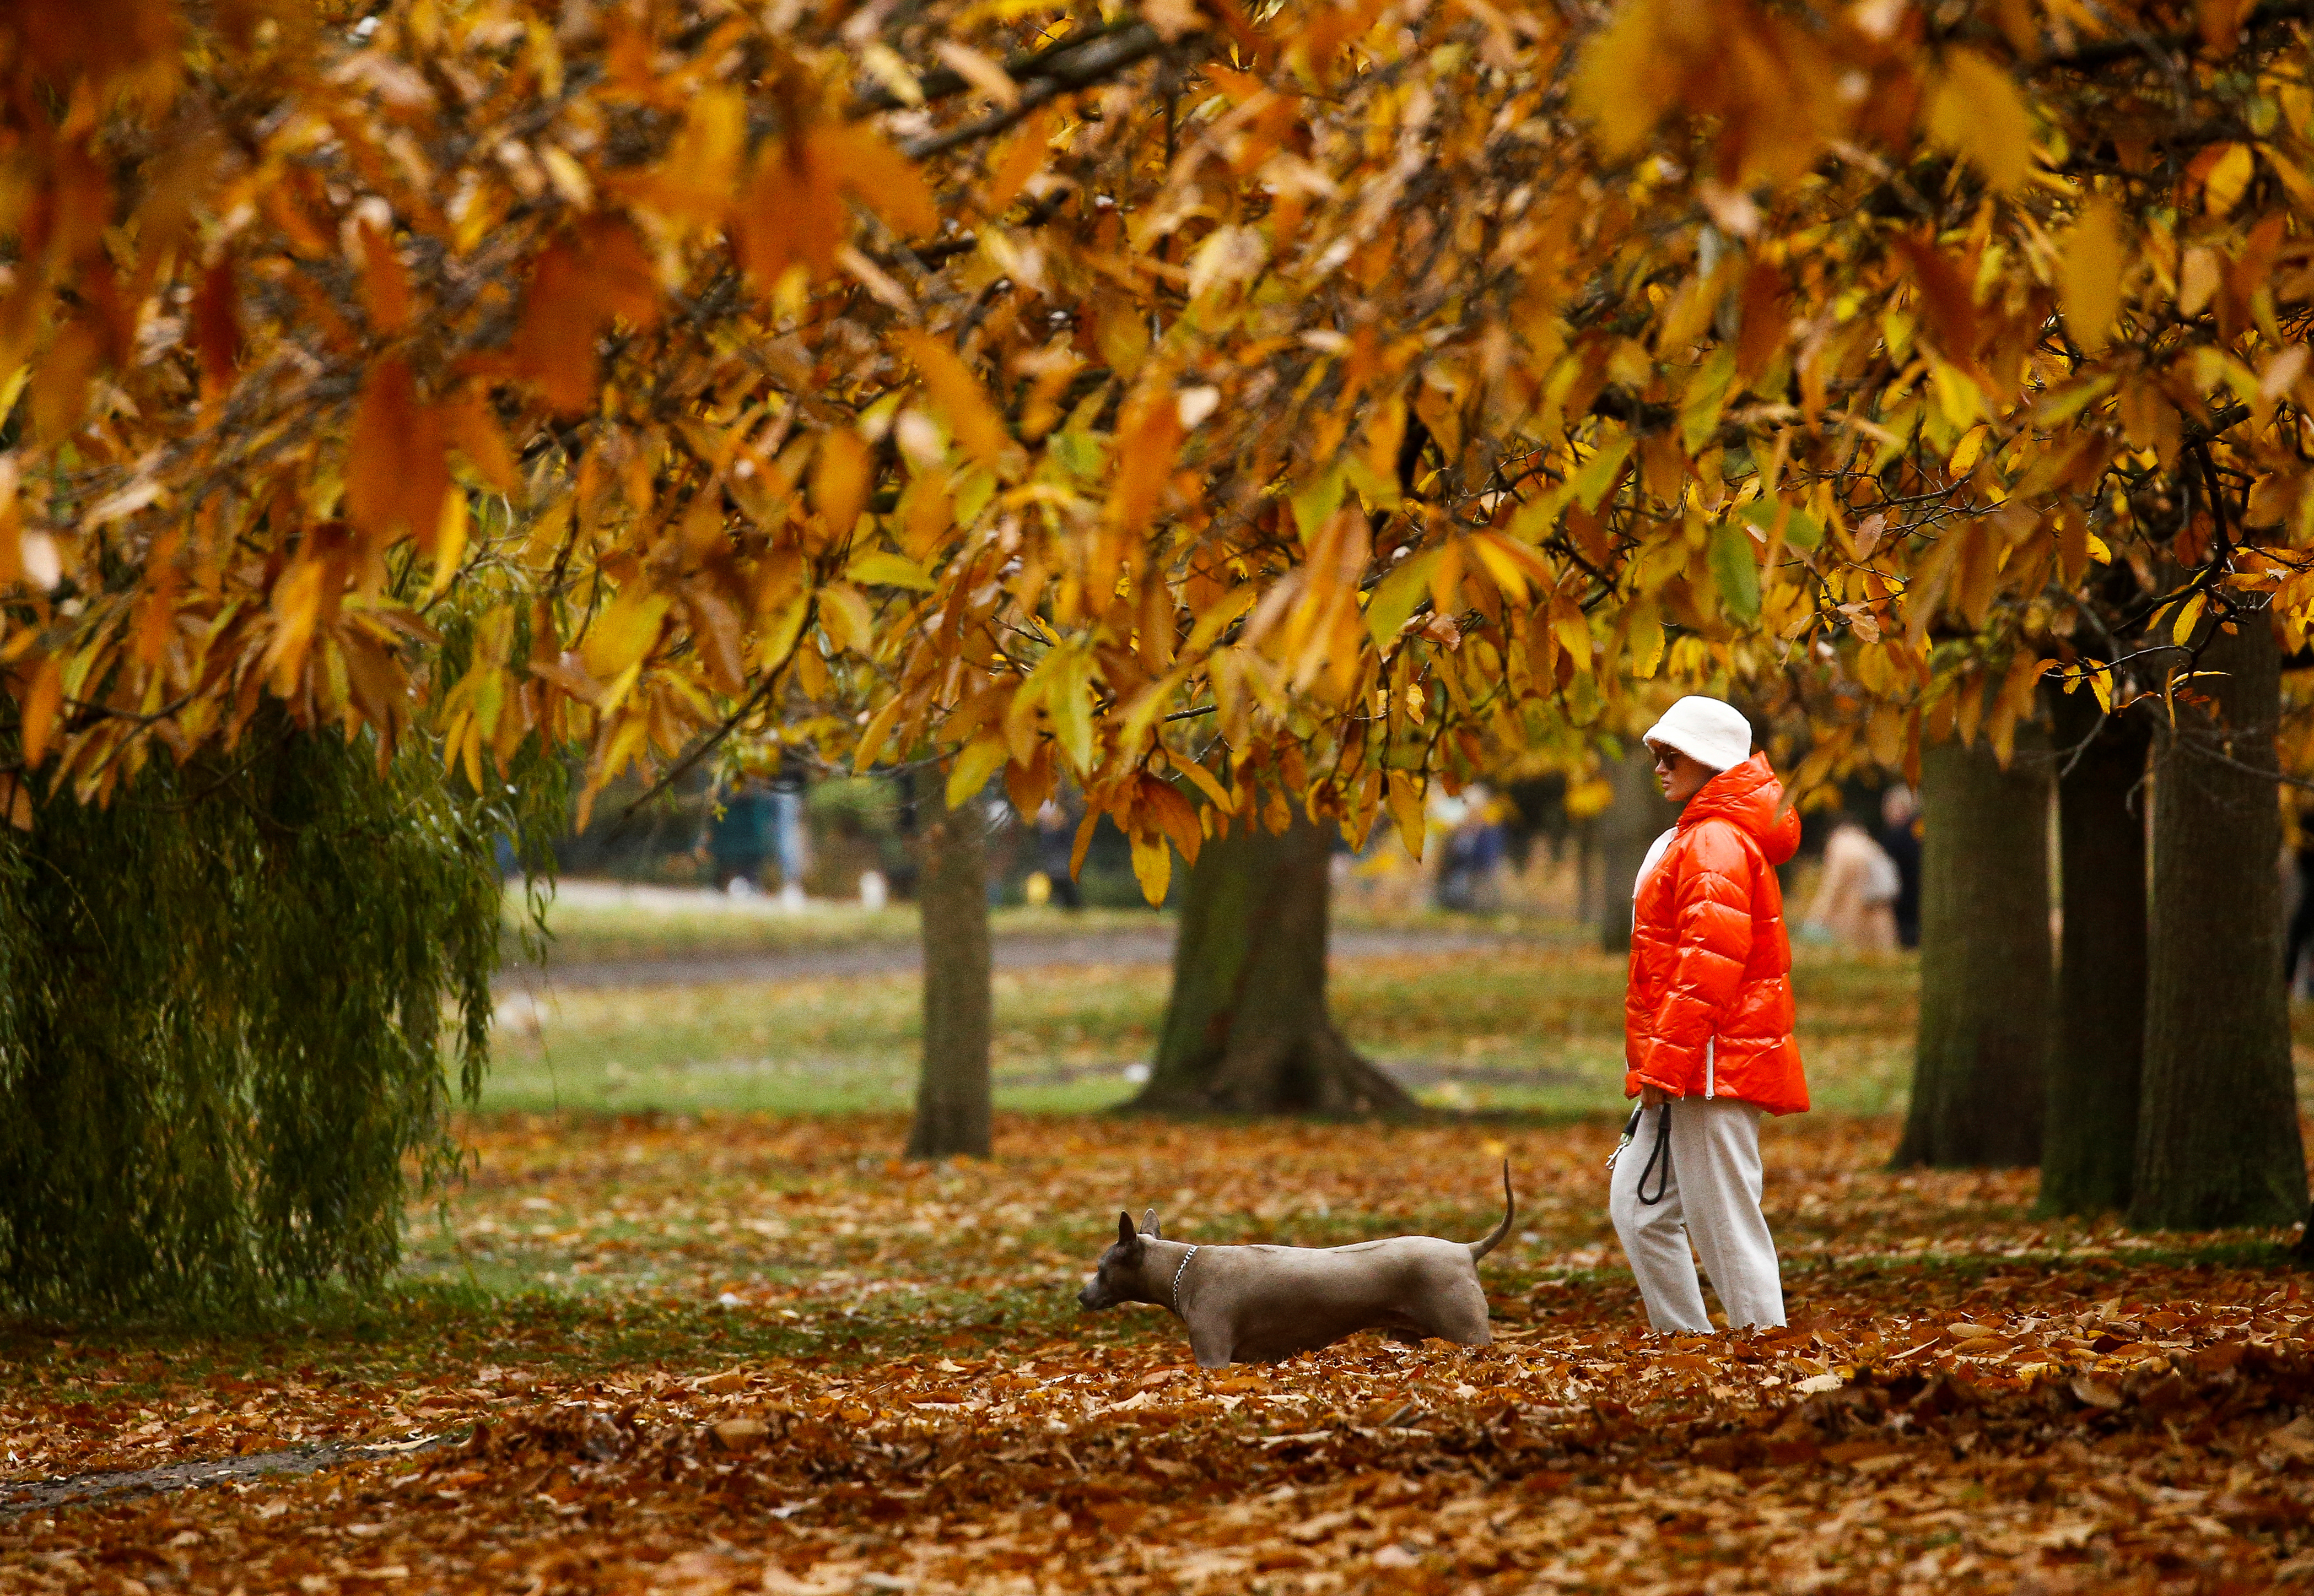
2133, 611, 2308, 1230
905, 809, 993, 1159
2040, 688, 2151, 1215
1596, 746, 1680, 954
1895, 728, 2051, 1168
1129, 813, 1415, 1116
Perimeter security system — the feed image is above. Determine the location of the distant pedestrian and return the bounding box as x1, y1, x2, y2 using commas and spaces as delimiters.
769, 752, 810, 908
1609, 696, 1808, 1333
1878, 784, 1922, 949
1435, 786, 1508, 912
1034, 799, 1083, 909
708, 777, 773, 894
1800, 818, 1901, 952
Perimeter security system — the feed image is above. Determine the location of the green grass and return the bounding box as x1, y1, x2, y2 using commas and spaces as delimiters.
504, 883, 1584, 968
504, 895, 1164, 967
482, 947, 1923, 1118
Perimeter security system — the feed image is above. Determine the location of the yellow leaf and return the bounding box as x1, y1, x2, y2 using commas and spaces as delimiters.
2170, 590, 2206, 645
811, 429, 871, 534
848, 549, 936, 591
817, 582, 873, 654
855, 692, 913, 772
1172, 755, 1236, 814
427, 491, 468, 599
897, 332, 1011, 470
1948, 424, 1990, 479
1552, 600, 1593, 672
579, 589, 671, 681
1928, 51, 2034, 193
946, 734, 1009, 809
2061, 199, 2123, 350
1469, 532, 1552, 605
2088, 666, 2113, 712
18, 657, 62, 768
984, 107, 1056, 218
1386, 771, 1425, 861
1573, 0, 1671, 158
1049, 645, 1096, 774
2203, 142, 2254, 214
1367, 550, 1439, 648
1130, 831, 1172, 906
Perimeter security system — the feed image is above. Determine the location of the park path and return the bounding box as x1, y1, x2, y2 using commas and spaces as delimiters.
1, 1435, 451, 1521
501, 925, 1527, 992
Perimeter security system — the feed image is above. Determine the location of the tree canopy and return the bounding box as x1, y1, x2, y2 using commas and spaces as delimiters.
8, 0, 2314, 886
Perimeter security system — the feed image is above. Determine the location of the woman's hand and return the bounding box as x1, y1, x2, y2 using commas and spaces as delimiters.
1640, 1084, 1668, 1109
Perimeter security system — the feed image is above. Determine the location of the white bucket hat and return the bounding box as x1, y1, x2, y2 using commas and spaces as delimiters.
1641, 696, 1754, 772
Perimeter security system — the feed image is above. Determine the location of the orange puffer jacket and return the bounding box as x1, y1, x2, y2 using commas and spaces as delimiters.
1623, 753, 1809, 1115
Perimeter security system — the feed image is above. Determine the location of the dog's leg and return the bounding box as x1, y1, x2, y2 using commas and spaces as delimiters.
1187, 1316, 1233, 1369
1411, 1278, 1493, 1346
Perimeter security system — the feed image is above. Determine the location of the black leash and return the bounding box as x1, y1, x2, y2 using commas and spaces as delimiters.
1616, 1103, 1673, 1205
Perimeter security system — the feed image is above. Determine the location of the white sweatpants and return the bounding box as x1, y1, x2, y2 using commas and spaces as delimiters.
1608, 1095, 1786, 1332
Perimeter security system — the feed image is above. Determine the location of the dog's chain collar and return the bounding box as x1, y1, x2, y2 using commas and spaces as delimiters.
1170, 1246, 1199, 1314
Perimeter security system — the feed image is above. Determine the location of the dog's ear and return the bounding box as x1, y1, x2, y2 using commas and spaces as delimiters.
1116, 1211, 1140, 1251
1141, 1208, 1162, 1238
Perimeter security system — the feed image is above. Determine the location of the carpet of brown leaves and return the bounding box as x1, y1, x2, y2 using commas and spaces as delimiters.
3, 1112, 2310, 1594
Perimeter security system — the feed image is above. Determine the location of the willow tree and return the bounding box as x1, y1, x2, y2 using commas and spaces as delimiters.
0, 719, 527, 1314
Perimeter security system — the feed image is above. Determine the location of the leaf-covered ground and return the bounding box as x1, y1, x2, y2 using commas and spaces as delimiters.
3, 1112, 2310, 1593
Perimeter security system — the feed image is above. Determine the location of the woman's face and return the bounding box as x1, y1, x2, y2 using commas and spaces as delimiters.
1651, 743, 1715, 805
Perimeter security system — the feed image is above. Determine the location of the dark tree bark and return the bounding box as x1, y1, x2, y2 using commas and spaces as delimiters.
905, 808, 993, 1159
2040, 687, 2151, 1215
1596, 745, 1679, 955
2133, 611, 2308, 1230
1128, 812, 1415, 1116
1896, 728, 2051, 1168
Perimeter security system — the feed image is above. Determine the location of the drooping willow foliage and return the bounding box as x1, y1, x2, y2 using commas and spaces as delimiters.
0, 715, 561, 1316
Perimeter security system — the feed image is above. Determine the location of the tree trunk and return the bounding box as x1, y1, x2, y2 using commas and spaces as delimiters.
2133, 610, 2308, 1230
905, 808, 993, 1159
2040, 687, 2150, 1215
1596, 746, 1680, 954
1895, 728, 2051, 1168
1129, 813, 1415, 1115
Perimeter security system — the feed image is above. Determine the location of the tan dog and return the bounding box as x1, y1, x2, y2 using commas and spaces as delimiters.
1076, 1164, 1515, 1367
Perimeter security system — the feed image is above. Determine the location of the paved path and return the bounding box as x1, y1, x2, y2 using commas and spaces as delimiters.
502, 927, 1528, 992
2, 1434, 452, 1520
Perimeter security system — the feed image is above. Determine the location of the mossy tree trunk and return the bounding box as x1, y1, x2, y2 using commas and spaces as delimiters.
905, 808, 993, 1159
2133, 611, 2308, 1230
2040, 686, 2151, 1215
1896, 728, 2051, 1169
1128, 813, 1414, 1116
1596, 745, 1679, 955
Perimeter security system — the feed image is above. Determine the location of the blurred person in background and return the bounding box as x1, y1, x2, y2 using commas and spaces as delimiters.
1878, 784, 1922, 949
769, 751, 810, 909
1799, 816, 1901, 953
707, 775, 773, 895
1435, 786, 1509, 912
1032, 797, 1083, 909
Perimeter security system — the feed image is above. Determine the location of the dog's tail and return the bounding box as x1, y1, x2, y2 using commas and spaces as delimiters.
1468, 1160, 1515, 1262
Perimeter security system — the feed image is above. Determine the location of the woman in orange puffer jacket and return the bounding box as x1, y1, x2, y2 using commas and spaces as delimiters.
1609, 695, 1806, 1333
